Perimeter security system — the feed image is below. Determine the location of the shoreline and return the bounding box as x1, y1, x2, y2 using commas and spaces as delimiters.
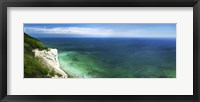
61, 69, 79, 78
58, 51, 86, 78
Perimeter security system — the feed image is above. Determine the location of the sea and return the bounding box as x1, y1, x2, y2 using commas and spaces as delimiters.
38, 38, 176, 78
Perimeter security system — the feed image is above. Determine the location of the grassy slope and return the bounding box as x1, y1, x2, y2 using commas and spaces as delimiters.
24, 33, 59, 78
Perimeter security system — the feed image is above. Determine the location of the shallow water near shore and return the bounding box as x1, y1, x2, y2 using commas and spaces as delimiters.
38, 38, 176, 78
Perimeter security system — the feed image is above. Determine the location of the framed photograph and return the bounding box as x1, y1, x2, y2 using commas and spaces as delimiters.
1, 0, 199, 102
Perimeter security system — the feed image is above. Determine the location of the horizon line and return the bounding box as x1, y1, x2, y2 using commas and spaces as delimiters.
35, 36, 176, 39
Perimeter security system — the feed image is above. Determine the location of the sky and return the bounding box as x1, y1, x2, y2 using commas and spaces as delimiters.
24, 24, 176, 38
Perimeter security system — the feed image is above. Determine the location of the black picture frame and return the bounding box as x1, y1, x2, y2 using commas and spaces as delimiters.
0, 0, 200, 102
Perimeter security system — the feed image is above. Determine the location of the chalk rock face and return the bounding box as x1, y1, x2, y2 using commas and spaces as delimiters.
33, 49, 68, 78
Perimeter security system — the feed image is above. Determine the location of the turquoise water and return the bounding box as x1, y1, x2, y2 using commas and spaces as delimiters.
39, 38, 176, 78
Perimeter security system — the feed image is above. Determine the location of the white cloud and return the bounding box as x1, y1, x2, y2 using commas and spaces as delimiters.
24, 26, 175, 38
24, 27, 114, 36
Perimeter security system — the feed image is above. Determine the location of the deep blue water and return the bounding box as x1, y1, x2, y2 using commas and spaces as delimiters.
38, 38, 176, 78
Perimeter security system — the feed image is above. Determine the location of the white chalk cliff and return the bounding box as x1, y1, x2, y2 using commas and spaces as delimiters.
33, 49, 68, 78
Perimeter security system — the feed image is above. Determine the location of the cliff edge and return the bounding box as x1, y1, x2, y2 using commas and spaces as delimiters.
24, 32, 68, 78
33, 49, 68, 78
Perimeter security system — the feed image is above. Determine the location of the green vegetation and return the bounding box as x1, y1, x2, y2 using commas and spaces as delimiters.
24, 54, 50, 78
24, 33, 48, 55
24, 33, 57, 78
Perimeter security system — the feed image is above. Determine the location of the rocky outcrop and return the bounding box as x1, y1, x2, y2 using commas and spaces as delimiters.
33, 48, 68, 78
